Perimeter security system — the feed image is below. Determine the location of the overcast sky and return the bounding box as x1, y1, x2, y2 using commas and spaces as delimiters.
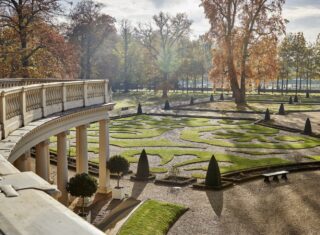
93, 0, 320, 42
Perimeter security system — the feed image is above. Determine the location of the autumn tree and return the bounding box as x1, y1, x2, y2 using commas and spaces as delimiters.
0, 19, 78, 79
202, 0, 286, 104
135, 12, 192, 97
250, 36, 279, 92
0, 0, 62, 77
68, 0, 116, 80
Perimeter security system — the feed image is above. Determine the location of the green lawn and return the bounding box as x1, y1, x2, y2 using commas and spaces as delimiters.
180, 124, 320, 149
112, 91, 211, 110
118, 200, 187, 235
48, 115, 320, 178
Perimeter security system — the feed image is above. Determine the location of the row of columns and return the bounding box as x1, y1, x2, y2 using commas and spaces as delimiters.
13, 119, 111, 206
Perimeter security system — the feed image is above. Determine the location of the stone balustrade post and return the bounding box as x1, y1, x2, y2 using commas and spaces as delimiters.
57, 131, 69, 206
83, 81, 88, 107
0, 91, 6, 139
104, 80, 109, 103
21, 87, 26, 126
41, 85, 47, 117
62, 83, 67, 111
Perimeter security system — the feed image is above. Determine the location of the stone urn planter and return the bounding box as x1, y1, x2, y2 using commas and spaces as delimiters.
112, 187, 125, 200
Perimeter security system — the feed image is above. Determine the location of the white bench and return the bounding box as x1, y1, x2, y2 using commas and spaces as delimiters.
262, 170, 289, 183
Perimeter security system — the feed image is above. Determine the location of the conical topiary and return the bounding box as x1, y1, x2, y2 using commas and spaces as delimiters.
306, 92, 310, 98
264, 108, 270, 121
164, 100, 170, 110
210, 94, 214, 102
136, 149, 150, 178
278, 103, 285, 115
294, 95, 299, 103
303, 118, 312, 135
205, 155, 222, 187
219, 93, 224, 101
190, 96, 194, 105
137, 103, 142, 115
289, 96, 293, 104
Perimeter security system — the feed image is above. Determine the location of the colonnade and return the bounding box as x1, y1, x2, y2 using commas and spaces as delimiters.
13, 119, 111, 206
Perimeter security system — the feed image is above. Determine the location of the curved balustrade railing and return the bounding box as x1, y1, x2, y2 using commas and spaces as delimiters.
0, 80, 110, 139
0, 78, 69, 89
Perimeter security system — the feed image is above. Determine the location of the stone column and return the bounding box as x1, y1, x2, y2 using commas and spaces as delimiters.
98, 119, 111, 193
76, 125, 88, 174
35, 140, 50, 181
57, 131, 68, 206
14, 150, 32, 172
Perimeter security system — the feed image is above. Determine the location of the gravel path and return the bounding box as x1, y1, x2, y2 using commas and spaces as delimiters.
31, 158, 320, 234
121, 171, 320, 235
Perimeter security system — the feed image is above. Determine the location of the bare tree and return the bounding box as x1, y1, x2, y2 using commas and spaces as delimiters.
135, 12, 192, 98
120, 19, 132, 92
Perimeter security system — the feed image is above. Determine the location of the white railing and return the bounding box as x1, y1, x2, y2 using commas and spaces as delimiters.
0, 78, 67, 89
0, 80, 110, 139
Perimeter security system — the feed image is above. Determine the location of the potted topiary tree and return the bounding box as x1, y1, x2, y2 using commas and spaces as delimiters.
303, 118, 312, 135
164, 100, 170, 110
137, 103, 143, 115
278, 103, 285, 115
66, 173, 98, 218
205, 155, 222, 188
131, 149, 155, 181
107, 155, 130, 199
264, 108, 271, 121
210, 94, 214, 102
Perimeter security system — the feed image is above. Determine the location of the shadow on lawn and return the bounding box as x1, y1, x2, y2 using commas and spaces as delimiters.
206, 190, 224, 217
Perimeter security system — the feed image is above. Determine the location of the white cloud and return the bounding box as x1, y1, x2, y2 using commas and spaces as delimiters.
96, 0, 210, 39
93, 0, 319, 41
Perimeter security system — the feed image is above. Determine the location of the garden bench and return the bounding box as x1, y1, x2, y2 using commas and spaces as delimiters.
262, 170, 289, 183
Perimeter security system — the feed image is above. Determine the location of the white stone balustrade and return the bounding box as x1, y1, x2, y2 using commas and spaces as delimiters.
0, 80, 110, 139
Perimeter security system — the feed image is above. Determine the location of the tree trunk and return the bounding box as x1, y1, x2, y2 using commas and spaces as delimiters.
186, 75, 189, 94
162, 72, 168, 98
201, 72, 204, 93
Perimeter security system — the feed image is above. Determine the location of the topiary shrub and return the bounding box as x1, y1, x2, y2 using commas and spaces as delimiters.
205, 155, 222, 187
294, 95, 299, 103
107, 155, 130, 188
219, 93, 224, 101
278, 103, 285, 115
164, 100, 170, 110
210, 94, 214, 102
190, 97, 194, 105
306, 92, 310, 98
289, 96, 293, 104
67, 173, 98, 215
131, 149, 155, 181
303, 118, 312, 135
264, 108, 270, 121
137, 103, 142, 115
